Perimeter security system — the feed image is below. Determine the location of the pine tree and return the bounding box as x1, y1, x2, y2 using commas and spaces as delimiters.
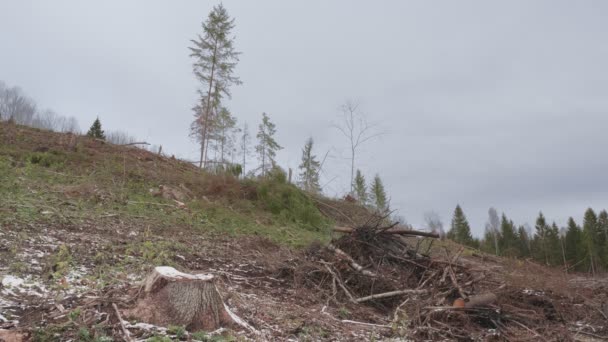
369, 174, 387, 211
86, 117, 105, 140
255, 113, 282, 177
564, 217, 584, 271
297, 137, 321, 193
353, 170, 367, 205
190, 4, 241, 168
582, 208, 600, 274
447, 205, 475, 247
597, 210, 608, 268
499, 214, 518, 257
546, 222, 563, 266
532, 212, 549, 264
210, 107, 237, 163
517, 225, 531, 257
481, 227, 497, 254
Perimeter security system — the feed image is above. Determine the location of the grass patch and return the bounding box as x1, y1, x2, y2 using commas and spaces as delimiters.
0, 125, 332, 248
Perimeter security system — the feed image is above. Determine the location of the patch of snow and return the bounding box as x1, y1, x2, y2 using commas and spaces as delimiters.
522, 288, 544, 296
125, 321, 166, 331
1, 275, 24, 288
154, 266, 213, 281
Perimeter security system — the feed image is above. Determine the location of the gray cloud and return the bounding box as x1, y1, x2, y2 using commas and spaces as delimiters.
2, 0, 608, 234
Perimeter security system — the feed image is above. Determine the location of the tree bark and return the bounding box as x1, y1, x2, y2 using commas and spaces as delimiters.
124, 267, 244, 331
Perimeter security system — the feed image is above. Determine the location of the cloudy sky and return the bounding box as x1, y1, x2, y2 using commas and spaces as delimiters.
2, 0, 608, 235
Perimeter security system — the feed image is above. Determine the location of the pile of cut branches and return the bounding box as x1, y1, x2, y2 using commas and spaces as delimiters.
286, 215, 588, 340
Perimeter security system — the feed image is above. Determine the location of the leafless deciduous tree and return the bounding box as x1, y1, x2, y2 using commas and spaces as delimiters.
334, 100, 382, 194
424, 211, 445, 237
486, 207, 500, 255
1, 80, 81, 133
239, 122, 251, 177
0, 85, 36, 125
106, 130, 138, 145
57, 116, 80, 133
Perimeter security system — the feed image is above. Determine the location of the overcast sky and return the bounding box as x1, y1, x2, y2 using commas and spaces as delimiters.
2, 0, 608, 235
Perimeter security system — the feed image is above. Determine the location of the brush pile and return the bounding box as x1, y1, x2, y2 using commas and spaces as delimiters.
287, 216, 606, 340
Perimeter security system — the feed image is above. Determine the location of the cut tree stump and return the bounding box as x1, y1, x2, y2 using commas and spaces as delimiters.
124, 266, 253, 332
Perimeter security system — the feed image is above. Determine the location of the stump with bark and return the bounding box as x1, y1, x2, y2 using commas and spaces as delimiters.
125, 267, 244, 331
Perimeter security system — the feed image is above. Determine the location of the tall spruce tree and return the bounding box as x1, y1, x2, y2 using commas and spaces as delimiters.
597, 210, 608, 268
546, 222, 563, 266
481, 227, 497, 254
517, 225, 531, 257
447, 205, 475, 247
190, 4, 241, 168
532, 212, 550, 264
297, 137, 321, 193
369, 174, 387, 211
86, 117, 105, 140
204, 106, 237, 164
582, 208, 600, 274
499, 214, 518, 257
564, 217, 584, 271
353, 170, 367, 205
255, 113, 281, 177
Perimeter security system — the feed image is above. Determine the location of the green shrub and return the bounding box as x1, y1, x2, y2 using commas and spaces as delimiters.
191, 331, 208, 341
27, 150, 65, 167
255, 179, 330, 231
49, 244, 72, 280
167, 325, 186, 339
77, 327, 91, 341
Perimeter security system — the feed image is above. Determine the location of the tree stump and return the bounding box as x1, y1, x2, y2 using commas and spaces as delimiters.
124, 267, 242, 331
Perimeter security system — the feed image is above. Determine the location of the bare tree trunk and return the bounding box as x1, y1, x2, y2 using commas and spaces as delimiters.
560, 238, 567, 271
350, 146, 355, 194
199, 43, 218, 168
261, 145, 266, 177
125, 267, 250, 331
242, 147, 246, 177
199, 139, 205, 168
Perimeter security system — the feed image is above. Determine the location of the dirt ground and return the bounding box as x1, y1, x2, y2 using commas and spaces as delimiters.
1, 219, 607, 341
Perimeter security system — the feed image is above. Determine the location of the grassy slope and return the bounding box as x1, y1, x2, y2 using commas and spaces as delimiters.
0, 123, 331, 248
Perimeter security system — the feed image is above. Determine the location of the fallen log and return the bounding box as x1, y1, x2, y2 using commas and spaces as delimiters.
463, 292, 497, 308
334, 226, 439, 239
124, 266, 256, 333
452, 292, 497, 309
118, 141, 150, 146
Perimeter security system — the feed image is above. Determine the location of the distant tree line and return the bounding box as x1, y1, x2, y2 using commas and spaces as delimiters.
445, 205, 608, 274
0, 80, 79, 133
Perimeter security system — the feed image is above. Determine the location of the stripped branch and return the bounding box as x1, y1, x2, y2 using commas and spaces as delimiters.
327, 244, 377, 277
334, 226, 439, 239
355, 289, 427, 303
